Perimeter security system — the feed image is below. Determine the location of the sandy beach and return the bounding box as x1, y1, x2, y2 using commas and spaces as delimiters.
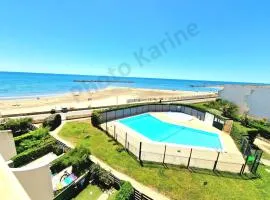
0, 87, 216, 115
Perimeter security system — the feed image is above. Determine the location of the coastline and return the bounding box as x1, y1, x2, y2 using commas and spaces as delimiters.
0, 87, 216, 115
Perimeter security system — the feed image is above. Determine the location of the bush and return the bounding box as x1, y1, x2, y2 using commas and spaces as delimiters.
89, 164, 114, 189
0, 118, 34, 137
240, 113, 251, 127
43, 114, 62, 131
115, 182, 134, 200
91, 110, 102, 127
51, 144, 91, 175
12, 138, 57, 167
222, 101, 238, 119
14, 127, 49, 146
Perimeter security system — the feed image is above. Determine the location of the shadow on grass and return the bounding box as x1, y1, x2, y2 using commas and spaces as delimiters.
141, 161, 260, 180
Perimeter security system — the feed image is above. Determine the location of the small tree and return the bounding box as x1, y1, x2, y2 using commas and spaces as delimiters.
98, 169, 114, 189
91, 110, 102, 127
241, 112, 250, 127
43, 114, 62, 131
222, 101, 238, 119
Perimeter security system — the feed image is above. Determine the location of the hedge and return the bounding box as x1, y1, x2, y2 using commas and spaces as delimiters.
0, 117, 34, 137
12, 138, 59, 167
14, 127, 49, 146
51, 144, 91, 175
91, 102, 228, 128
43, 114, 62, 131
115, 182, 134, 200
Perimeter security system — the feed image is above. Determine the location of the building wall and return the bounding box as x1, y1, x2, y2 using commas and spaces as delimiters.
0, 130, 17, 161
12, 164, 54, 200
219, 85, 270, 120
0, 155, 31, 200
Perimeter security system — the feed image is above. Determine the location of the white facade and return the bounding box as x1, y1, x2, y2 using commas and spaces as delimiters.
219, 85, 270, 119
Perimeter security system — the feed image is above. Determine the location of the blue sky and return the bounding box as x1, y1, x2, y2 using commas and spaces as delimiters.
0, 0, 269, 83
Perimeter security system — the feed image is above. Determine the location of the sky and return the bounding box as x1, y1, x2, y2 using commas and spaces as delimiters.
0, 0, 269, 83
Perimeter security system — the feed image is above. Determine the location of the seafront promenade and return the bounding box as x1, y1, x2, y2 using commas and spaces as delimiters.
0, 93, 217, 123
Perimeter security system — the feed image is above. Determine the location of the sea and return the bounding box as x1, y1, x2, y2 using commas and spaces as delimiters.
0, 71, 266, 99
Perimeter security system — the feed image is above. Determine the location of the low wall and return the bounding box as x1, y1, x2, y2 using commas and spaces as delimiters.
12, 163, 54, 200
0, 130, 17, 161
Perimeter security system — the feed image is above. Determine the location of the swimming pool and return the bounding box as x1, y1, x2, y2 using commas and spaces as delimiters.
119, 113, 223, 150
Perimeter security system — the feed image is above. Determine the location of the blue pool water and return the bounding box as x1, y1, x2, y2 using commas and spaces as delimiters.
119, 113, 223, 150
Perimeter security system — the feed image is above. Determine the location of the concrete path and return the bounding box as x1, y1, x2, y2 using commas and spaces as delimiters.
261, 159, 270, 167
49, 121, 170, 200
97, 192, 109, 200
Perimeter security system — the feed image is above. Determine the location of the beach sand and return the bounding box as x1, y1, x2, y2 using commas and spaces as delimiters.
0, 87, 216, 115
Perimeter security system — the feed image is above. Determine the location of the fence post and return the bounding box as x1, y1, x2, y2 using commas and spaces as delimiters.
127, 142, 130, 151
114, 125, 116, 139
241, 156, 249, 174
187, 148, 193, 168
250, 154, 259, 173
125, 132, 128, 150
163, 145, 167, 164
105, 112, 108, 132
139, 142, 142, 162
213, 152, 220, 171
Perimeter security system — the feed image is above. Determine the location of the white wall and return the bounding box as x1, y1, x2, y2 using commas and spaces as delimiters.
12, 164, 54, 200
0, 130, 17, 161
204, 112, 214, 126
219, 85, 270, 119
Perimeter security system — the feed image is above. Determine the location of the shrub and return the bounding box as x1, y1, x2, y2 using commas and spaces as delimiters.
43, 114, 62, 131
50, 109, 56, 114
115, 182, 134, 200
222, 101, 238, 119
248, 130, 259, 144
12, 138, 57, 167
0, 118, 34, 137
89, 164, 114, 189
98, 168, 114, 189
14, 127, 49, 146
91, 110, 102, 127
240, 113, 251, 127
51, 144, 91, 175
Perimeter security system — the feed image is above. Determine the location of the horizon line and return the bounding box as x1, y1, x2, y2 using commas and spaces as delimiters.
0, 70, 269, 85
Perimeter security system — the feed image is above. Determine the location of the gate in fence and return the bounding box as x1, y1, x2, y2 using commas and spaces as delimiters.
240, 137, 263, 174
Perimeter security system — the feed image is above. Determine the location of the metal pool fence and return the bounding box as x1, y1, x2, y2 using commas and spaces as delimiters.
103, 123, 246, 174
97, 104, 252, 174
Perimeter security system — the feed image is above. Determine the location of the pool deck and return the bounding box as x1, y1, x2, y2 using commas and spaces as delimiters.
104, 112, 246, 173
150, 112, 240, 154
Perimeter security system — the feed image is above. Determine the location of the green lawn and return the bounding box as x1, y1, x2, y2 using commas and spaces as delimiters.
107, 190, 118, 200
262, 152, 270, 160
73, 184, 103, 200
59, 121, 270, 200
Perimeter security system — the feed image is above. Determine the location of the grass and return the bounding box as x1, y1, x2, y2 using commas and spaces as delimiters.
59, 121, 270, 200
262, 152, 270, 160
73, 184, 103, 200
231, 122, 257, 148
107, 190, 118, 200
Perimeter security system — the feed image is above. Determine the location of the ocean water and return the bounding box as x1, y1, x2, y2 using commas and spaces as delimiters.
0, 71, 260, 99
119, 113, 223, 150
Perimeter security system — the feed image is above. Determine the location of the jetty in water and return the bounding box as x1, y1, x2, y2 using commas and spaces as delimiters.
73, 80, 134, 83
